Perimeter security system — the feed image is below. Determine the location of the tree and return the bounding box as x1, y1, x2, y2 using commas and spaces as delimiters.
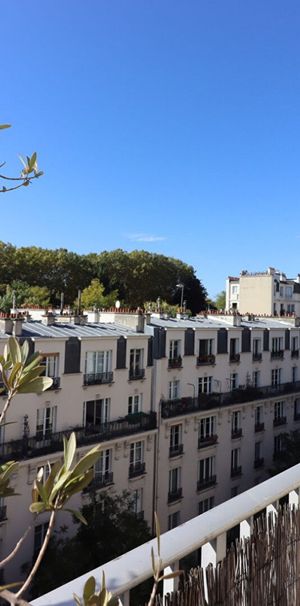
80, 279, 118, 310
215, 290, 226, 310
271, 430, 300, 475
30, 491, 152, 598
0, 124, 43, 193
23, 286, 50, 308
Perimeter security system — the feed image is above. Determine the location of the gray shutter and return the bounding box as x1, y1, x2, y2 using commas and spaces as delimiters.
64, 337, 81, 373
116, 336, 127, 369
217, 329, 228, 354
153, 327, 166, 359
285, 329, 290, 350
263, 330, 269, 351
241, 328, 251, 353
147, 337, 153, 367
184, 328, 195, 356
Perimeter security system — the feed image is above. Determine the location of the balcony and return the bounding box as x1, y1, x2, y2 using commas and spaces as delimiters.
231, 466, 242, 478
0, 505, 7, 522
168, 357, 182, 369
161, 381, 300, 419
255, 422, 265, 433
254, 457, 264, 469
32, 464, 300, 606
292, 349, 299, 359
169, 444, 184, 458
168, 488, 182, 503
230, 353, 240, 363
252, 353, 262, 362
273, 416, 287, 427
47, 376, 61, 390
0, 411, 157, 462
198, 435, 218, 449
231, 428, 243, 439
83, 372, 113, 386
85, 472, 114, 492
196, 354, 215, 366
128, 368, 145, 381
271, 350, 284, 360
197, 475, 216, 491
129, 462, 146, 479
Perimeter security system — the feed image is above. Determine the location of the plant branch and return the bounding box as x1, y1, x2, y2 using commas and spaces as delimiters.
0, 589, 31, 605
0, 526, 32, 569
0, 392, 14, 426
15, 509, 56, 598
0, 182, 31, 193
147, 580, 159, 606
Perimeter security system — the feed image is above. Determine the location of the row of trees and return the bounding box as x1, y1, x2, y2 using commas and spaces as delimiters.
0, 244, 207, 314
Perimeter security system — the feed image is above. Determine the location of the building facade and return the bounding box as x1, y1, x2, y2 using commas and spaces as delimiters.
1, 310, 300, 583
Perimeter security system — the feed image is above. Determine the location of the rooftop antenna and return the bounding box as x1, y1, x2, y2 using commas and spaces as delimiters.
60, 292, 64, 315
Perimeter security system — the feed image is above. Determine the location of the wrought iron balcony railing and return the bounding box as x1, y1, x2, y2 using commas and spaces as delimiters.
129, 462, 146, 479
196, 354, 215, 366
168, 488, 182, 503
168, 357, 182, 369
169, 444, 184, 458
197, 476, 216, 491
128, 368, 145, 381
273, 416, 287, 427
255, 422, 265, 432
271, 350, 284, 360
0, 412, 156, 462
231, 466, 242, 478
198, 435, 218, 449
83, 372, 113, 386
84, 472, 114, 492
231, 428, 243, 439
161, 381, 300, 419
252, 353, 262, 362
292, 350, 299, 359
230, 353, 240, 363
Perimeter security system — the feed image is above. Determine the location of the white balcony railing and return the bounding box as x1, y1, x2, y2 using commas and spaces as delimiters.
32, 464, 300, 606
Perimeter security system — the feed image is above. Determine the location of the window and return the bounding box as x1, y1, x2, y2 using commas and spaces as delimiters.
198, 456, 215, 485
169, 380, 180, 400
230, 373, 238, 390
254, 441, 262, 461
231, 411, 241, 435
170, 424, 183, 455
95, 449, 112, 481
272, 337, 283, 353
292, 336, 299, 352
199, 496, 214, 515
41, 354, 59, 378
232, 285, 238, 294
295, 398, 300, 420
286, 286, 293, 298
274, 401, 285, 422
129, 349, 144, 375
292, 366, 298, 383
84, 399, 110, 427
128, 394, 142, 415
36, 406, 57, 439
169, 467, 181, 494
199, 339, 214, 356
274, 434, 285, 457
199, 416, 216, 441
252, 370, 260, 388
271, 368, 281, 386
231, 448, 241, 472
168, 511, 181, 530
169, 340, 181, 359
130, 441, 144, 466
230, 338, 239, 355
255, 405, 263, 426
252, 339, 261, 355
34, 523, 48, 558
198, 377, 212, 394
132, 488, 143, 516
85, 351, 112, 375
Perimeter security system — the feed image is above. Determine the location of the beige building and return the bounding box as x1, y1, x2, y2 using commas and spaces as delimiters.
226, 267, 300, 316
1, 310, 300, 584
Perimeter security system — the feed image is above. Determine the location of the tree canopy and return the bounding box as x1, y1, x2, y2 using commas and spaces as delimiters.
0, 243, 207, 314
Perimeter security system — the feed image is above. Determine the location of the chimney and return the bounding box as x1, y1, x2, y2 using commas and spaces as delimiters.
12, 317, 24, 337
41, 313, 56, 326
0, 317, 13, 335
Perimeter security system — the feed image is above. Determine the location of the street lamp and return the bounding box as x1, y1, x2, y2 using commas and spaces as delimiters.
176, 283, 184, 311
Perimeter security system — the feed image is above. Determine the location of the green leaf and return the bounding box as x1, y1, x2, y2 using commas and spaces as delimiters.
18, 366, 46, 386
17, 376, 53, 393
49, 469, 72, 500
44, 461, 61, 499
63, 468, 94, 498
64, 432, 76, 471
22, 352, 42, 373
84, 576, 96, 602
154, 512, 161, 556
0, 124, 11, 130
29, 501, 46, 514
29, 152, 37, 171
21, 340, 29, 363
7, 361, 22, 389
8, 337, 21, 365
70, 445, 101, 477
65, 508, 88, 526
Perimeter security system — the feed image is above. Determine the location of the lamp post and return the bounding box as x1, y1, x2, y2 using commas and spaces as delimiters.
176, 283, 184, 311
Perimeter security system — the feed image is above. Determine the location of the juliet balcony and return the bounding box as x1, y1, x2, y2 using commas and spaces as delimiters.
197, 475, 217, 491
198, 435, 218, 449
0, 411, 157, 462
168, 357, 182, 369
196, 354, 215, 366
229, 353, 240, 363
128, 368, 145, 381
161, 381, 300, 419
271, 350, 284, 360
83, 372, 114, 386
84, 472, 114, 492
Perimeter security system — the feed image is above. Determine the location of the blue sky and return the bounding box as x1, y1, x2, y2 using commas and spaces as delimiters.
2, 1, 300, 298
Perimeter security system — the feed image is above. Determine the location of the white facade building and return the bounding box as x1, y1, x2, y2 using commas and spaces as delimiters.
1, 310, 300, 586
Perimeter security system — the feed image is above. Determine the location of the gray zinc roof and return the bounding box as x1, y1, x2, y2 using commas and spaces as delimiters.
0, 321, 145, 340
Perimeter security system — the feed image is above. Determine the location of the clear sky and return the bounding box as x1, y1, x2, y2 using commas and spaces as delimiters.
2, 1, 300, 298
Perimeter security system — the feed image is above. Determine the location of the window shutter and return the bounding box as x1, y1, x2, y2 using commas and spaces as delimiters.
285, 329, 290, 350
184, 328, 195, 356
217, 329, 228, 354
241, 327, 251, 352
263, 329, 269, 351
64, 337, 81, 373
116, 337, 127, 369
147, 337, 153, 367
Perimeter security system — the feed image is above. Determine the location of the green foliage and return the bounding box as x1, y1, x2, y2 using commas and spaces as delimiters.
270, 430, 300, 475
31, 491, 152, 598
0, 122, 43, 192
215, 290, 226, 310
0, 336, 53, 397
23, 286, 50, 307
74, 572, 118, 606
80, 279, 118, 310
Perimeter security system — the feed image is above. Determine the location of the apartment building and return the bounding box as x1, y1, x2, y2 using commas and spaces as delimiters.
226, 267, 300, 316
1, 310, 300, 583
